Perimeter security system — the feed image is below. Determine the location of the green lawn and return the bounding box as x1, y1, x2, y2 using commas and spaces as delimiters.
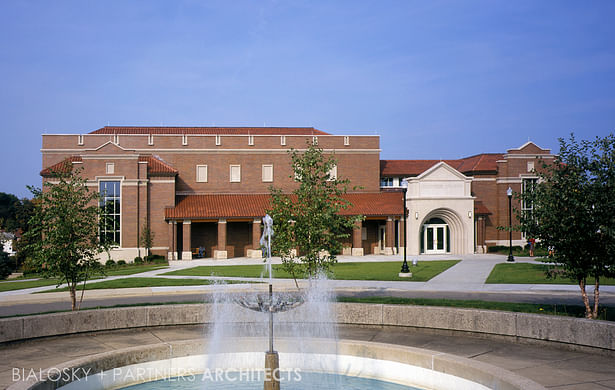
1, 265, 169, 292
41, 277, 248, 292
486, 263, 615, 285
337, 296, 615, 321
163, 260, 460, 282
0, 278, 61, 292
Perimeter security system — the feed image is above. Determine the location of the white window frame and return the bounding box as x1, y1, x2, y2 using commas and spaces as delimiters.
344, 136, 350, 146
196, 165, 208, 182
148, 134, 154, 145
312, 136, 318, 145
248, 135, 254, 146
106, 163, 115, 175
230, 165, 241, 183
182, 134, 188, 146
521, 177, 538, 239
281, 136, 286, 146
527, 161, 534, 172
216, 135, 221, 146
262, 164, 273, 182
78, 134, 84, 145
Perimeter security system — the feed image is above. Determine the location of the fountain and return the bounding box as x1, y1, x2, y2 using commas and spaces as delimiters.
234, 214, 305, 390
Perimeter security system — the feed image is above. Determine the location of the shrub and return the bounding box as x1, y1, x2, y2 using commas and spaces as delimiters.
145, 254, 167, 264
487, 245, 523, 253
134, 256, 144, 264
117, 260, 127, 266
105, 259, 116, 268
0, 250, 14, 279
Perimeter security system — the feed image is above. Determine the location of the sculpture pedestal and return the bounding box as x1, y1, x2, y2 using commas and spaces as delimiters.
264, 351, 280, 390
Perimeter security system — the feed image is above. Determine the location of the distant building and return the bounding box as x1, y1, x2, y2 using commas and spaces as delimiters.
40, 127, 552, 260
0, 232, 16, 256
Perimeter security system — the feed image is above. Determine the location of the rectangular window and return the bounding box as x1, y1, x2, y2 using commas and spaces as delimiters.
527, 161, 535, 172
148, 134, 154, 145
248, 135, 254, 146
182, 134, 188, 145
327, 165, 337, 181
216, 135, 221, 146
280, 136, 286, 146
78, 135, 84, 145
262, 164, 273, 182
106, 163, 115, 175
99, 181, 121, 245
114, 134, 120, 144
312, 136, 318, 145
344, 136, 350, 146
230, 165, 241, 182
380, 177, 394, 187
196, 165, 208, 182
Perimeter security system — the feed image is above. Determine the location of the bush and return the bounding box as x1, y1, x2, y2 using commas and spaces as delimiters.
117, 260, 127, 266
134, 256, 144, 264
0, 250, 15, 279
487, 245, 523, 253
105, 259, 116, 268
145, 254, 167, 264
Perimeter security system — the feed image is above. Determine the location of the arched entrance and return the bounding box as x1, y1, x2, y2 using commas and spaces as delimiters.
418, 208, 465, 254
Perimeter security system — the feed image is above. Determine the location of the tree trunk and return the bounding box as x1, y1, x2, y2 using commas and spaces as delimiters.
593, 276, 600, 320
579, 279, 593, 319
69, 286, 77, 311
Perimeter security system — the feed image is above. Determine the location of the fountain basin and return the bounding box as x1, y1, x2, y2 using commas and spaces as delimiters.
10, 338, 545, 390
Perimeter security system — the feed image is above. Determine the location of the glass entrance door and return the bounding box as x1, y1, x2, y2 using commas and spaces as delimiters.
424, 224, 447, 254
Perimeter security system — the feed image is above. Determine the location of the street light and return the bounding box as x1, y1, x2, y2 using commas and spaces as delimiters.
507, 187, 514, 262
400, 179, 410, 274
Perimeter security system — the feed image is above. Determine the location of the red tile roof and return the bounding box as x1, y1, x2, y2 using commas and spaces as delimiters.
474, 201, 492, 215
380, 153, 503, 177
165, 192, 403, 219
138, 155, 178, 176
90, 126, 329, 136
40, 156, 82, 177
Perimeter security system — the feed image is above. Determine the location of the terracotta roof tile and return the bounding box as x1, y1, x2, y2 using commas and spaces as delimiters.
40, 156, 82, 177
165, 192, 403, 219
474, 201, 492, 215
138, 155, 178, 176
380, 153, 503, 177
90, 126, 329, 136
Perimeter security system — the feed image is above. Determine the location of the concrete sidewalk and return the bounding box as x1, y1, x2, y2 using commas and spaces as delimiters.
2, 254, 614, 308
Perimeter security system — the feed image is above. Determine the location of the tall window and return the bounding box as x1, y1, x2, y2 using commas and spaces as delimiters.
100, 181, 120, 245
522, 178, 538, 233
230, 165, 241, 182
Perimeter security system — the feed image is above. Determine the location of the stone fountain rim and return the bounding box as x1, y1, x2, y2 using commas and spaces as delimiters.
5, 337, 546, 390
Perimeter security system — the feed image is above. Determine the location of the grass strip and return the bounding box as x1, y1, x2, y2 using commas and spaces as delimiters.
163, 260, 460, 282
0, 278, 61, 292
337, 296, 615, 321
486, 263, 615, 285
39, 277, 250, 292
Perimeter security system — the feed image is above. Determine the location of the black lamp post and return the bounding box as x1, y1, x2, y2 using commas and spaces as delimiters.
507, 187, 514, 262
400, 179, 410, 273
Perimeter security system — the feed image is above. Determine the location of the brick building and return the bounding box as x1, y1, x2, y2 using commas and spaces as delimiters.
380, 141, 554, 254
41, 127, 403, 261
40, 127, 553, 260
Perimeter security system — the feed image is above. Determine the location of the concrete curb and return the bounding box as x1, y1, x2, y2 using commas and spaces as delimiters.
1, 303, 613, 352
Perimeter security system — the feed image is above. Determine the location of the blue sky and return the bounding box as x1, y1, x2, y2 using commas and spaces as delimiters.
1, 0, 614, 198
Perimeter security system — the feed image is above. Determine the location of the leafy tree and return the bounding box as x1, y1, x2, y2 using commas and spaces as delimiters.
267, 143, 362, 285
0, 192, 20, 231
518, 134, 615, 319
140, 224, 155, 258
23, 167, 107, 311
0, 248, 13, 279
